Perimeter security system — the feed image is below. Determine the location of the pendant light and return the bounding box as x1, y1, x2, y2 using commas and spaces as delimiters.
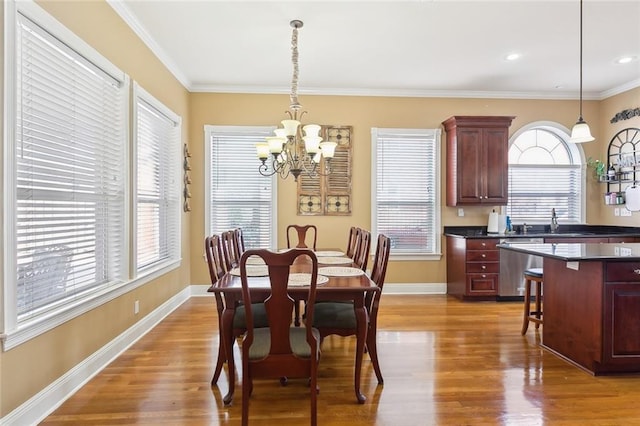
569, 0, 594, 143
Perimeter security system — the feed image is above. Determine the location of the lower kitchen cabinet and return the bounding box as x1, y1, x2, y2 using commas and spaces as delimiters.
446, 236, 499, 300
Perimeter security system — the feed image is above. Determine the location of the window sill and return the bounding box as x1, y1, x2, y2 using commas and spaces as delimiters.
2, 259, 181, 351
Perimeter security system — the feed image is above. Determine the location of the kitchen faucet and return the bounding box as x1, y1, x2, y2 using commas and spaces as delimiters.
550, 208, 559, 233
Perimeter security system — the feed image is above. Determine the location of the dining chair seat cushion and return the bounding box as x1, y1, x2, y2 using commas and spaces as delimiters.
233, 303, 269, 329
313, 302, 357, 329
248, 327, 321, 360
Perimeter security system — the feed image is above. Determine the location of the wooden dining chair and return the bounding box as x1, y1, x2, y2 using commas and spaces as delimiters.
205, 235, 268, 389
346, 226, 359, 258
221, 230, 240, 270
312, 233, 391, 385
353, 229, 372, 271
239, 248, 321, 426
287, 224, 318, 251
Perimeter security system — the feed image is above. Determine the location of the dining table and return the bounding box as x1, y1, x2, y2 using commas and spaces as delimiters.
208, 249, 380, 405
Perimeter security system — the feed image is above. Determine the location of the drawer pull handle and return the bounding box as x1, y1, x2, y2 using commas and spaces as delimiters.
481, 265, 486, 270
634, 269, 640, 275
481, 254, 486, 258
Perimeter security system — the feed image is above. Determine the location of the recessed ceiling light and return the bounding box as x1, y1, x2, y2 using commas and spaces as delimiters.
505, 53, 521, 61
616, 56, 637, 64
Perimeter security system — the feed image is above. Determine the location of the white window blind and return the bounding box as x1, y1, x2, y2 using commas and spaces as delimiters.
13, 12, 127, 321
134, 86, 181, 272
506, 127, 584, 224
371, 128, 440, 255
206, 126, 276, 249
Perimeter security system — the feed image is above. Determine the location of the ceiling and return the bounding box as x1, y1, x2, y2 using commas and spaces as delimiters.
109, 1, 640, 100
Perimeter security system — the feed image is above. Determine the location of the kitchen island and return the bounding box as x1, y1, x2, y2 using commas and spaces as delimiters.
498, 242, 640, 375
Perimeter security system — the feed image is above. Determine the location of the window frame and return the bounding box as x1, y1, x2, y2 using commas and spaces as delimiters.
507, 121, 587, 224
204, 125, 278, 250
132, 83, 182, 276
371, 127, 442, 260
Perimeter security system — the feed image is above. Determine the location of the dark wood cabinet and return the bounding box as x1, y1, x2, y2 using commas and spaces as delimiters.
442, 116, 514, 206
446, 236, 499, 300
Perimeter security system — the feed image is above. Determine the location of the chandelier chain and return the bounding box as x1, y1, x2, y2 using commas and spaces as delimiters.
290, 25, 300, 109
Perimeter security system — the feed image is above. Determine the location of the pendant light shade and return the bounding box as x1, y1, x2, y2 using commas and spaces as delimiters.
570, 118, 594, 143
570, 0, 594, 143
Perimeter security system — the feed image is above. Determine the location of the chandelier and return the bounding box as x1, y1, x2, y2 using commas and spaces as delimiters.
255, 20, 337, 181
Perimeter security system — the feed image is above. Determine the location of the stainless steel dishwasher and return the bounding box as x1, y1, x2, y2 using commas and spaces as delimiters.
498, 237, 544, 301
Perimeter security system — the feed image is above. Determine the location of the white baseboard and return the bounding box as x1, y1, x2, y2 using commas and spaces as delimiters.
2, 281, 445, 425
2, 288, 191, 426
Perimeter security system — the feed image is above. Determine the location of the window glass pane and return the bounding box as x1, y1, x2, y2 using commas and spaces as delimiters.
135, 92, 181, 272
14, 12, 126, 320
207, 127, 275, 249
507, 127, 584, 224
372, 129, 440, 254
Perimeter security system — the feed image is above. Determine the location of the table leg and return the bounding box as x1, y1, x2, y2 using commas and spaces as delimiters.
354, 299, 368, 404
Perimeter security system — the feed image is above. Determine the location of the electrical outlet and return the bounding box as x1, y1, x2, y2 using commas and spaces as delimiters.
457, 208, 464, 217
134, 300, 140, 315
621, 208, 632, 217
614, 208, 620, 216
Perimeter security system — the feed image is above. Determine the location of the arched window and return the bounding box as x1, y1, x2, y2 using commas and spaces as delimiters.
506, 122, 585, 224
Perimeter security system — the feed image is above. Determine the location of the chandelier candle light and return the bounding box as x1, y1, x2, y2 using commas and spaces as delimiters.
255, 20, 337, 181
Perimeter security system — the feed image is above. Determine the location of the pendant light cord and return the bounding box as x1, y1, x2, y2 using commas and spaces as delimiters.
579, 0, 584, 120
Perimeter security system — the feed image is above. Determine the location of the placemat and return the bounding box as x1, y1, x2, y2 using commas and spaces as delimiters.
318, 256, 353, 265
245, 256, 266, 265
317, 267, 365, 277
314, 250, 345, 257
288, 273, 330, 287
229, 265, 269, 277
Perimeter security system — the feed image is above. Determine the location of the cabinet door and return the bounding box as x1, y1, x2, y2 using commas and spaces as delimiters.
457, 128, 484, 204
603, 282, 640, 368
483, 128, 509, 204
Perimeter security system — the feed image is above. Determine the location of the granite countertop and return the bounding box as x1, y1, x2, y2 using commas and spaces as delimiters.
497, 242, 640, 261
444, 225, 640, 239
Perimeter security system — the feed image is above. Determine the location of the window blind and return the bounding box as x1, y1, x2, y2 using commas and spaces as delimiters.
372, 128, 440, 255
507, 165, 582, 223
14, 12, 127, 320
135, 90, 181, 272
207, 127, 276, 249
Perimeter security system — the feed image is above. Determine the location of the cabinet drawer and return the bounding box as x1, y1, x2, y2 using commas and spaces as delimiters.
466, 250, 499, 262
467, 262, 500, 273
467, 239, 499, 250
606, 262, 640, 282
467, 273, 498, 294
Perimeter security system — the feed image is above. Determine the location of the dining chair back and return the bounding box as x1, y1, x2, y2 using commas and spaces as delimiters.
239, 248, 320, 426
346, 226, 359, 258
353, 229, 371, 271
286, 224, 318, 251
233, 227, 245, 255
313, 233, 390, 385
221, 230, 240, 270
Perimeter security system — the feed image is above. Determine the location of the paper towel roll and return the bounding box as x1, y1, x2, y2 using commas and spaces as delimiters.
498, 215, 507, 234
487, 211, 499, 233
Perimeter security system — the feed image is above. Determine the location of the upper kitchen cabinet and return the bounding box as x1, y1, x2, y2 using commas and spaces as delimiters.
443, 116, 515, 206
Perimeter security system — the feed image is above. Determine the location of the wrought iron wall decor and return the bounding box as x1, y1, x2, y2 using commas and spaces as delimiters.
183, 144, 192, 212
610, 107, 640, 123
297, 125, 352, 216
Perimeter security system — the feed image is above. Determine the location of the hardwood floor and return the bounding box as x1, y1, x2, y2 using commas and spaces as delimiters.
41, 295, 640, 425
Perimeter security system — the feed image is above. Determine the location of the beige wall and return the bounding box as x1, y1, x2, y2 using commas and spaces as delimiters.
188, 92, 626, 286
1, 0, 191, 417
1, 0, 639, 419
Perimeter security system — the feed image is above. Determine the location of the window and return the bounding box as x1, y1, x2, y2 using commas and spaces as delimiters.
371, 128, 441, 258
133, 84, 181, 273
6, 4, 128, 330
506, 123, 585, 224
205, 126, 277, 249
